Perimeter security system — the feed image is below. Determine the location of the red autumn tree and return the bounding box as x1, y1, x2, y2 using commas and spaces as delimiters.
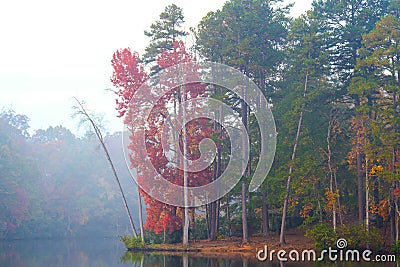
111, 41, 214, 237
111, 48, 148, 118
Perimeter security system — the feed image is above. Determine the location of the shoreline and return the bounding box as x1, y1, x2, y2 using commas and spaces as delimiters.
129, 230, 315, 257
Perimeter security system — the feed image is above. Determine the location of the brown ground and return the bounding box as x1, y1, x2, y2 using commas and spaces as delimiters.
146, 228, 314, 258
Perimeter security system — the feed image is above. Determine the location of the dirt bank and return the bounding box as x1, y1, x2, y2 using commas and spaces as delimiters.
138, 229, 314, 258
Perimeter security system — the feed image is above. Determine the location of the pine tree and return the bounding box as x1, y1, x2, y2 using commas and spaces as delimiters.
143, 4, 187, 74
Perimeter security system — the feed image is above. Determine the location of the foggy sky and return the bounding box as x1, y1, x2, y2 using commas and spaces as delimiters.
0, 0, 312, 136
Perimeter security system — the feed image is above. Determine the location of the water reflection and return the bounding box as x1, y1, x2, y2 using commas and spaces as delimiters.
1, 239, 397, 267
121, 251, 398, 267
0, 238, 129, 267
121, 252, 285, 267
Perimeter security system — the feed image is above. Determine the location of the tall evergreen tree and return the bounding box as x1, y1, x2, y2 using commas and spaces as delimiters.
312, 0, 390, 89
143, 4, 187, 74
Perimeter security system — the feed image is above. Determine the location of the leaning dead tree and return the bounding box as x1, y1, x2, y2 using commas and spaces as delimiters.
72, 97, 138, 237
279, 69, 309, 246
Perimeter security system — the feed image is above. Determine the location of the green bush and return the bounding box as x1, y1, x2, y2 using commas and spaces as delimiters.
305, 223, 336, 250
305, 223, 382, 251
216, 232, 225, 240
392, 241, 400, 255
336, 224, 381, 251
120, 235, 144, 250
190, 218, 208, 240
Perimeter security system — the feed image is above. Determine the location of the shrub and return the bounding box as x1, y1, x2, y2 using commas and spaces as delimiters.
216, 232, 225, 240
305, 223, 336, 250
392, 241, 400, 255
120, 235, 144, 250
305, 223, 382, 251
336, 224, 381, 251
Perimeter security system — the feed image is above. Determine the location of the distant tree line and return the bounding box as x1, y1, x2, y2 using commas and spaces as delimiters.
0, 110, 139, 239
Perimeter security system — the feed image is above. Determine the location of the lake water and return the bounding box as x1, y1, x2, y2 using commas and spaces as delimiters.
0, 238, 397, 267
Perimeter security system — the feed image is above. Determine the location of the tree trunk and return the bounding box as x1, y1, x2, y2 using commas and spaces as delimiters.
206, 204, 210, 239
390, 181, 396, 245
241, 69, 249, 243
209, 201, 217, 241
317, 198, 323, 223
181, 85, 189, 246
327, 109, 344, 227
327, 110, 336, 231
137, 190, 145, 242
262, 190, 269, 236
357, 150, 364, 224
242, 182, 249, 243
226, 197, 232, 237
279, 70, 308, 245
208, 82, 222, 241
215, 199, 220, 236
396, 201, 399, 242
334, 170, 343, 225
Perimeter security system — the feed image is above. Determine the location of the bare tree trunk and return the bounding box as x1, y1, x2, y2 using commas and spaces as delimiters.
327, 112, 336, 231
137, 189, 145, 242
262, 190, 269, 236
392, 85, 398, 243
317, 198, 323, 222
209, 121, 221, 241
191, 208, 195, 240
215, 199, 220, 236
279, 70, 309, 245
206, 204, 210, 239
226, 197, 232, 237
390, 181, 396, 245
210, 201, 217, 241
73, 97, 138, 237
241, 69, 249, 243
182, 84, 189, 246
396, 202, 399, 242
357, 150, 364, 224
242, 182, 249, 243
334, 170, 343, 225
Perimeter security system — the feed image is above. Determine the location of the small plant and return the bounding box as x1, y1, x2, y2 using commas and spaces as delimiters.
216, 232, 225, 240
392, 241, 400, 255
120, 235, 145, 250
